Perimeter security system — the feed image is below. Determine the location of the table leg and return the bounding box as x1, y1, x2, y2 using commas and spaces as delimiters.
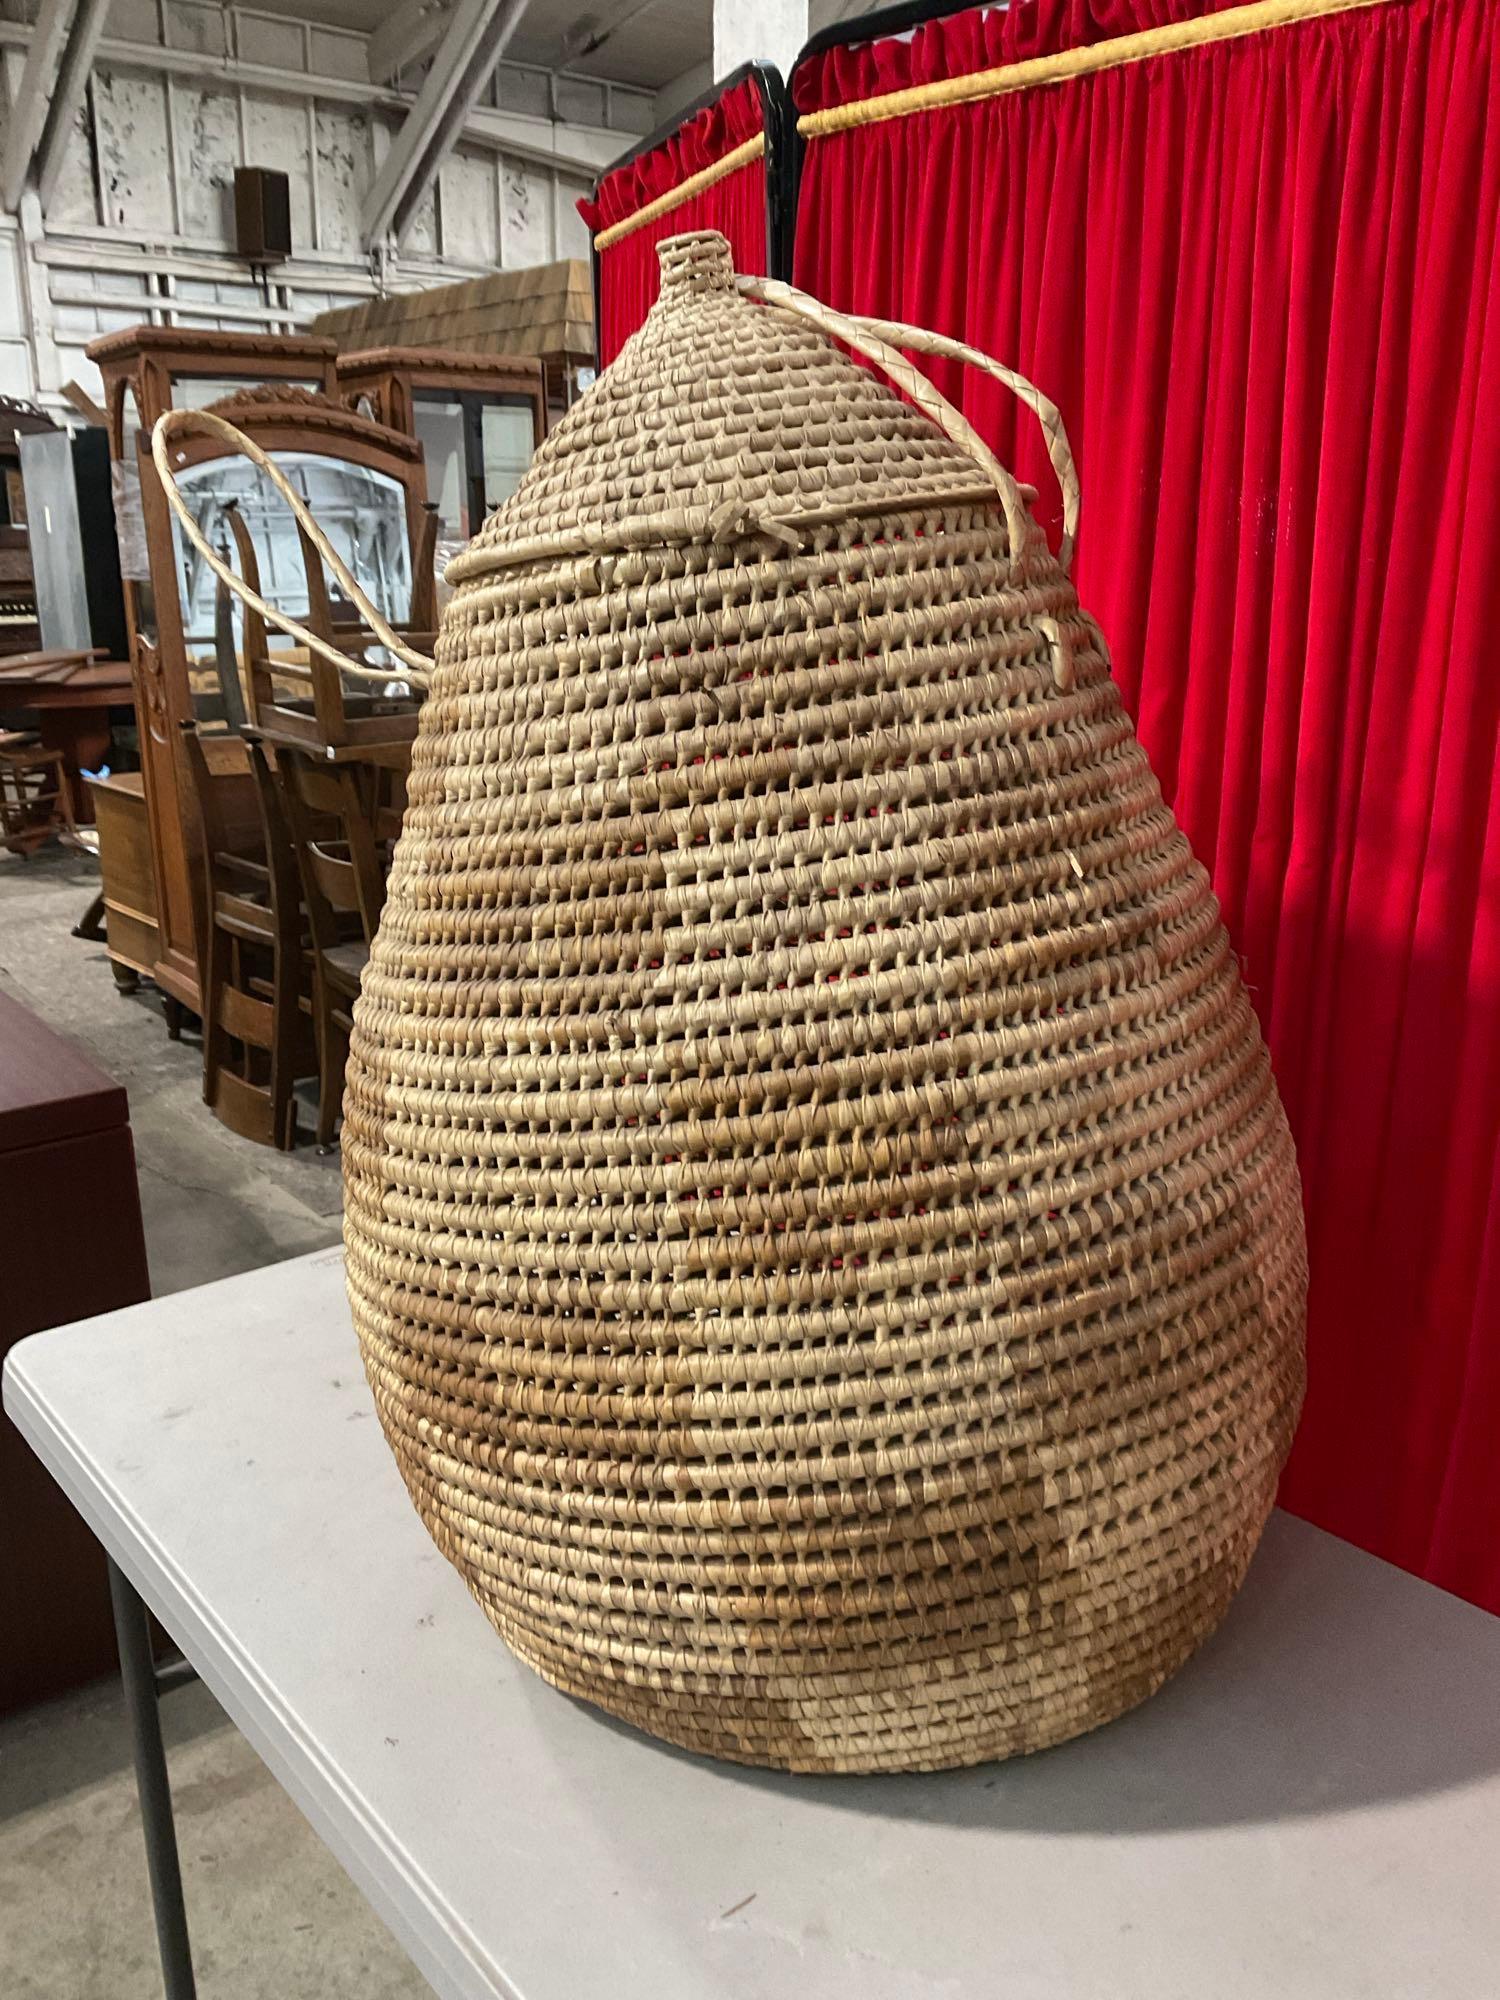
36, 706, 110, 825
107, 1558, 197, 2000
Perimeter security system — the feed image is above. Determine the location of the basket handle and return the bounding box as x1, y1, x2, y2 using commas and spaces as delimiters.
736, 275, 1079, 573
151, 407, 435, 688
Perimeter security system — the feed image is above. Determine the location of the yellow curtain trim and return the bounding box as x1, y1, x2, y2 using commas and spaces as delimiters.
797, 0, 1391, 136
592, 133, 767, 250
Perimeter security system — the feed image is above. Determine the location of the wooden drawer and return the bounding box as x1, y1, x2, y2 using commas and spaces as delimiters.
89, 770, 161, 977
101, 902, 159, 977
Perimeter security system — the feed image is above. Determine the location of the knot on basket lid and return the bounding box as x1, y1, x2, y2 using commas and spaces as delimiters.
657, 229, 736, 295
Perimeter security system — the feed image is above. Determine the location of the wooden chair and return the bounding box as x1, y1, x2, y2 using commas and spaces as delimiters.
0, 731, 76, 855
182, 725, 315, 1149
274, 746, 389, 1151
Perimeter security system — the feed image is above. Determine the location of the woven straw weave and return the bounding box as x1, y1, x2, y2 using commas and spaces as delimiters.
344, 231, 1306, 1774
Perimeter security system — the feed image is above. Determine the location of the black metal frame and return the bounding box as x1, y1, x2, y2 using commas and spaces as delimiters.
586, 59, 795, 367
109, 1558, 198, 1997
787, 0, 981, 236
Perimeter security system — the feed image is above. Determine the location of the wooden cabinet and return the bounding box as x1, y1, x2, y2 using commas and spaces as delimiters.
338, 346, 548, 548
84, 328, 428, 1025
85, 330, 338, 1018
0, 990, 150, 1711
335, 348, 546, 544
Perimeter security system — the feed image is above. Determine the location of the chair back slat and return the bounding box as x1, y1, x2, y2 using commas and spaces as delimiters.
225, 505, 276, 733
306, 840, 359, 915
277, 748, 388, 947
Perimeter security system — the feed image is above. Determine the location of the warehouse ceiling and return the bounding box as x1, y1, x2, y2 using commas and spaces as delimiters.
290, 0, 885, 93
295, 0, 715, 88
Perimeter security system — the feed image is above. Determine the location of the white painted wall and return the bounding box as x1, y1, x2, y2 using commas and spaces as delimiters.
0, 0, 655, 415
713, 0, 806, 87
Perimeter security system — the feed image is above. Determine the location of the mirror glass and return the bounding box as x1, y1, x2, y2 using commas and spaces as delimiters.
167, 449, 413, 724
413, 398, 467, 539
481, 403, 533, 512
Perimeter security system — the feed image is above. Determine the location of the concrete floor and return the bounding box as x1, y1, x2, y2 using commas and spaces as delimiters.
0, 844, 430, 1997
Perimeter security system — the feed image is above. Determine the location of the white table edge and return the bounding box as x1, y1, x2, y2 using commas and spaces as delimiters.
5, 1322, 522, 2000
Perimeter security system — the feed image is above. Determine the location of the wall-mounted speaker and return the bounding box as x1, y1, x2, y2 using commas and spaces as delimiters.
234, 166, 292, 262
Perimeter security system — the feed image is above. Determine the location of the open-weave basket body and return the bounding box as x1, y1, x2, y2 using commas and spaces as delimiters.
344, 231, 1306, 1775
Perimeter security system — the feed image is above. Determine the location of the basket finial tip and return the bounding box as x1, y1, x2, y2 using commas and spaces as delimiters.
657, 230, 735, 294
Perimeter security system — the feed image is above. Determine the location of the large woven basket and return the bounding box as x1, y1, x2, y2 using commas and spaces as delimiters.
343, 230, 1306, 1775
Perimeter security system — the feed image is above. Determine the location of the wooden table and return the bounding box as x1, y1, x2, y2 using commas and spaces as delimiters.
0, 648, 135, 822
5, 1247, 1499, 2000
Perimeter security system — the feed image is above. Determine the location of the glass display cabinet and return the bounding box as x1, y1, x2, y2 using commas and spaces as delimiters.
87, 328, 430, 1022
334, 349, 547, 547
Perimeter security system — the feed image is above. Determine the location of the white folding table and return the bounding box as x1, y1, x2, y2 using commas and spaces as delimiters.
6, 1247, 1500, 2000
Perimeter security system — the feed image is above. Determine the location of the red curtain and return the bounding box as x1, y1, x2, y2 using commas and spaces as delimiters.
579, 78, 769, 367
796, 0, 1500, 1611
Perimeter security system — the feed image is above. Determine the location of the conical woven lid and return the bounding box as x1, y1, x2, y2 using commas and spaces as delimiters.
449, 231, 1011, 579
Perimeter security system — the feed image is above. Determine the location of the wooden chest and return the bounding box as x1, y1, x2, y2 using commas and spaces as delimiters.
0, 990, 151, 1710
